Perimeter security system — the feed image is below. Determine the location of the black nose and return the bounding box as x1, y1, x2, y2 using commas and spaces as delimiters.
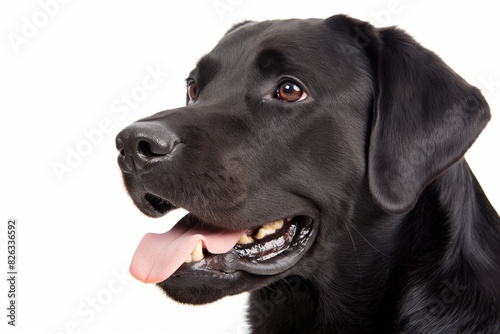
116, 122, 181, 170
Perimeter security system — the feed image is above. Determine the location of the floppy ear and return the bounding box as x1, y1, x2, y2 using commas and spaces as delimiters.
366, 24, 491, 213
327, 15, 491, 214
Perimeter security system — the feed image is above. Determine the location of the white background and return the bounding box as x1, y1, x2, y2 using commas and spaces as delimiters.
1, 1, 499, 333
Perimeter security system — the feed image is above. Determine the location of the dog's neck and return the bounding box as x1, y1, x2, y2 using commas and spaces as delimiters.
249, 159, 500, 333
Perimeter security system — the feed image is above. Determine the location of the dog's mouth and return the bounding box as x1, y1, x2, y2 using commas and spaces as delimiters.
130, 193, 316, 283
144, 192, 175, 215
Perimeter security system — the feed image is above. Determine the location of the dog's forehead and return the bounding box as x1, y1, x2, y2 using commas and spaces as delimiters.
190, 18, 346, 82
213, 18, 325, 57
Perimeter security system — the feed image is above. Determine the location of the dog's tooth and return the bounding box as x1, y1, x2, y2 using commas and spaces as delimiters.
269, 219, 284, 230
238, 234, 254, 245
255, 227, 275, 239
260, 219, 285, 231
191, 240, 204, 262
255, 219, 285, 239
184, 241, 204, 263
261, 223, 274, 230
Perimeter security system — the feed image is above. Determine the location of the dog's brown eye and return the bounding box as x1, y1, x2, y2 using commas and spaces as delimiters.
187, 81, 198, 102
275, 81, 307, 102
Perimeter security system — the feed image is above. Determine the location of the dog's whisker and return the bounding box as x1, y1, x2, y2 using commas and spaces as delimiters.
349, 225, 393, 259
345, 223, 362, 280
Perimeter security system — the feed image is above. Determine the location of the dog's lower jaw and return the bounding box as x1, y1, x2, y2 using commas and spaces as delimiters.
158, 270, 284, 305
159, 282, 234, 305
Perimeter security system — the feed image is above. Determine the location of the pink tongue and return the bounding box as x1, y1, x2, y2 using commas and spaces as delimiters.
130, 215, 245, 283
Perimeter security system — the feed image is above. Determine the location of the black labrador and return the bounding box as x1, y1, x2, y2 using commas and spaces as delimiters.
116, 15, 500, 333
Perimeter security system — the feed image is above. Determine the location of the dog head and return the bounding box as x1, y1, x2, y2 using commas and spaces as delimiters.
116, 15, 489, 304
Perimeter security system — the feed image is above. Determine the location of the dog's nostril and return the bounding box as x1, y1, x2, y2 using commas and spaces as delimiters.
137, 140, 156, 157
137, 139, 172, 158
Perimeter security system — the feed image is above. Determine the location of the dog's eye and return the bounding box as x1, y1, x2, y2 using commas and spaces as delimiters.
187, 81, 198, 102
275, 81, 307, 102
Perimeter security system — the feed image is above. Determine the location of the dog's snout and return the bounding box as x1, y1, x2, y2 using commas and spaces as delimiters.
116, 122, 181, 170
